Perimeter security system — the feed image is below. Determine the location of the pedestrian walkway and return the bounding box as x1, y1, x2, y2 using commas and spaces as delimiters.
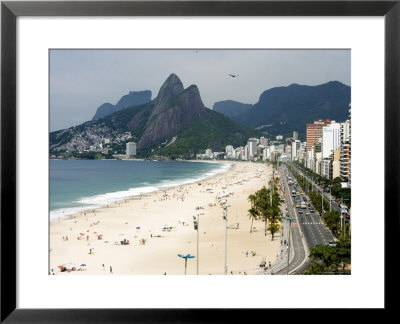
256, 167, 307, 275
256, 203, 295, 275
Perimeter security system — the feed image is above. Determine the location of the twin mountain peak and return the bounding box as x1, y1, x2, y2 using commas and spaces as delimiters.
50, 73, 350, 158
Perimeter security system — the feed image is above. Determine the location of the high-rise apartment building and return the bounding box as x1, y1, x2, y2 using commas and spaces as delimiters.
247, 138, 258, 158
259, 136, 268, 146
126, 142, 137, 158
306, 118, 331, 153
340, 119, 351, 180
291, 140, 300, 161
322, 122, 341, 159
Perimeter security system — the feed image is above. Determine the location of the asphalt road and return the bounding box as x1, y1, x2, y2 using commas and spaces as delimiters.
271, 167, 307, 275
290, 164, 342, 214
257, 165, 336, 275
275, 165, 336, 275
285, 166, 335, 248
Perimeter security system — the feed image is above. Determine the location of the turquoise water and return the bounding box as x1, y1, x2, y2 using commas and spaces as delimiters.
50, 159, 230, 220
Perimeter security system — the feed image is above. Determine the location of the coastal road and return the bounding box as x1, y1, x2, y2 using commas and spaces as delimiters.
286, 166, 335, 245
268, 167, 307, 275
278, 165, 335, 273
289, 163, 342, 214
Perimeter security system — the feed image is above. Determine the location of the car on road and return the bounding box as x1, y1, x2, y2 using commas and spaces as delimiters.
310, 208, 315, 213
298, 210, 303, 214
328, 241, 337, 247
305, 211, 310, 216
296, 204, 300, 208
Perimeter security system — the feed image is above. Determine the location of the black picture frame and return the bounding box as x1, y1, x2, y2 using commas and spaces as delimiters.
1, 0, 398, 322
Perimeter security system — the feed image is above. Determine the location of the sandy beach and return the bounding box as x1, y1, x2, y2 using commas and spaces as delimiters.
49, 161, 281, 275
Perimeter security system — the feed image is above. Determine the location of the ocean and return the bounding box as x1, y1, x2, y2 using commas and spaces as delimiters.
50, 159, 230, 220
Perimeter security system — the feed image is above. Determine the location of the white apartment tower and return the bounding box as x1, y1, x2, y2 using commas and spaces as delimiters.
322, 122, 341, 159
126, 142, 137, 158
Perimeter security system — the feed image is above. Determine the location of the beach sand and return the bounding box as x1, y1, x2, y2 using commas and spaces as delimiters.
49, 161, 280, 275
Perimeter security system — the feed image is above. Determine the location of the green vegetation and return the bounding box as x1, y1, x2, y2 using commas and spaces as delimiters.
158, 109, 261, 158
286, 162, 350, 238
233, 81, 351, 136
248, 174, 282, 240
291, 161, 351, 208
304, 236, 351, 275
247, 193, 259, 234
52, 152, 105, 160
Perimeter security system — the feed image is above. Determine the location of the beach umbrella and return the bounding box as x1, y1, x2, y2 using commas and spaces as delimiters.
136, 227, 140, 230
80, 264, 86, 267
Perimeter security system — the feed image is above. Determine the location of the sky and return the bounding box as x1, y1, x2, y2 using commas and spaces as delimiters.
50, 49, 350, 132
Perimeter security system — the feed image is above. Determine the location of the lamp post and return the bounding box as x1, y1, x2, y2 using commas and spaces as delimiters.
193, 215, 199, 275
284, 217, 295, 275
177, 253, 195, 275
222, 205, 231, 275
328, 185, 333, 211
321, 189, 324, 214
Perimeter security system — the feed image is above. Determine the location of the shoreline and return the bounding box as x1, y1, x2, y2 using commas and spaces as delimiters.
50, 161, 280, 275
50, 160, 232, 221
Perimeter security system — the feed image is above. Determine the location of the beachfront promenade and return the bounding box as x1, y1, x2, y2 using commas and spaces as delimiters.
256, 168, 308, 275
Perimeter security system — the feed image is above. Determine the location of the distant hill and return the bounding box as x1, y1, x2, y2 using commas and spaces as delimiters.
50, 74, 260, 159
232, 81, 351, 135
92, 90, 152, 120
213, 100, 252, 119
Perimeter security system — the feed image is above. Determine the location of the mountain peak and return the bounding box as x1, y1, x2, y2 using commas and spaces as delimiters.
157, 74, 184, 98
92, 90, 152, 120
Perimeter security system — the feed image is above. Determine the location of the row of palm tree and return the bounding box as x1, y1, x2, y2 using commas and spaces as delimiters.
247, 178, 282, 240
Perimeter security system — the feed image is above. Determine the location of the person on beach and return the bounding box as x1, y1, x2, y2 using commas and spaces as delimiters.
110, 266, 113, 273
102, 264, 105, 270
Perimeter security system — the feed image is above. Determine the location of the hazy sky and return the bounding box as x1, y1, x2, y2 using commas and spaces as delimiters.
50, 49, 350, 131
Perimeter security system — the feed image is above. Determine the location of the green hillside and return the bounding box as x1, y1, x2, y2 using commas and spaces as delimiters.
158, 109, 261, 158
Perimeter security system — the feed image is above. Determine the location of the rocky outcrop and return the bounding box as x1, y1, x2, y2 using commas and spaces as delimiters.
137, 75, 207, 148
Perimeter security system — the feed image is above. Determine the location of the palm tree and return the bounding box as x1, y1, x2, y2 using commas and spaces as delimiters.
248, 207, 259, 233
248, 194, 256, 208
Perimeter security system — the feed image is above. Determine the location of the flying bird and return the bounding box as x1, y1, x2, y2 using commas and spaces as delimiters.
228, 74, 239, 78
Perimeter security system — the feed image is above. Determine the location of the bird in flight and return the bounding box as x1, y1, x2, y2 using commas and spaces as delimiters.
228, 74, 239, 77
